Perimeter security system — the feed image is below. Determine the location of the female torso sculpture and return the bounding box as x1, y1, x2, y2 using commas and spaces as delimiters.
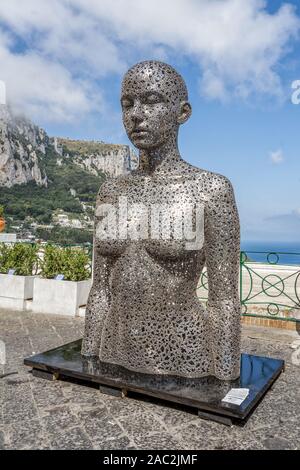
82, 61, 241, 381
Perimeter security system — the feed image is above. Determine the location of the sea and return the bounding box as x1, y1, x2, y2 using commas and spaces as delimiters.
241, 241, 300, 266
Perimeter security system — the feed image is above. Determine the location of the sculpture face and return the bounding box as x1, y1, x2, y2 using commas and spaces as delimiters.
121, 61, 191, 150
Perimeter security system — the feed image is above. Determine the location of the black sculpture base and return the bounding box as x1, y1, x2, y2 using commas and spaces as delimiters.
24, 339, 284, 426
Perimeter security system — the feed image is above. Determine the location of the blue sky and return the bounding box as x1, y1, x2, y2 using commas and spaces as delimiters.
0, 0, 299, 243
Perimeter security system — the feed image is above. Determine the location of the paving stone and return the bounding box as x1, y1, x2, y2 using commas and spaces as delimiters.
76, 407, 124, 441
48, 426, 93, 450
92, 435, 133, 450
41, 406, 80, 430
5, 419, 48, 450
109, 406, 168, 440
62, 383, 105, 407
249, 424, 299, 450
0, 430, 5, 450
173, 420, 227, 450
147, 405, 200, 430
132, 432, 185, 450
2, 383, 39, 425
262, 437, 296, 450
30, 379, 70, 409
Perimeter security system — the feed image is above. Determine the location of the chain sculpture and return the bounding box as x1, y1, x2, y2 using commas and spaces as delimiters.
82, 61, 241, 380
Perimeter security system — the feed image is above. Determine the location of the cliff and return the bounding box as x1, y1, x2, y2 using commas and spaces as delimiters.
0, 104, 48, 187
56, 138, 139, 178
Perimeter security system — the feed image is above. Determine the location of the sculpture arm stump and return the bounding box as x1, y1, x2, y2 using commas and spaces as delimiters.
204, 175, 241, 380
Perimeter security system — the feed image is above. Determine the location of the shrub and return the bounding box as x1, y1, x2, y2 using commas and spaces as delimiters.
40, 245, 91, 281
0, 243, 39, 275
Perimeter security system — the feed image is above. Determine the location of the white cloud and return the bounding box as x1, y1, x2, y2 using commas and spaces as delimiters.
0, 0, 299, 122
267, 208, 300, 219
269, 149, 284, 164
0, 0, 124, 122
262, 209, 300, 241
0, 40, 104, 122
71, 0, 300, 100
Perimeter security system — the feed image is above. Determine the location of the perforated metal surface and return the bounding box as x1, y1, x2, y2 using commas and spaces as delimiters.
82, 61, 241, 380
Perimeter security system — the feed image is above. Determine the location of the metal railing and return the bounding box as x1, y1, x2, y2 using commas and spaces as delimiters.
240, 251, 300, 322
198, 251, 300, 322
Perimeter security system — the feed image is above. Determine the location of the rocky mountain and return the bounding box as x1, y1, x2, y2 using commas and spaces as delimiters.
56, 138, 138, 178
0, 104, 48, 187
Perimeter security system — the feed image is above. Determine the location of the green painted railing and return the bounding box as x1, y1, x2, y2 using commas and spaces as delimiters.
198, 251, 300, 322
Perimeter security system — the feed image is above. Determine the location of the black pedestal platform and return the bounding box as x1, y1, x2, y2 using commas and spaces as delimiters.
24, 339, 284, 426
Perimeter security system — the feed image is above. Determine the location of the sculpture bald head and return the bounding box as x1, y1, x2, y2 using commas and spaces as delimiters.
121, 60, 192, 150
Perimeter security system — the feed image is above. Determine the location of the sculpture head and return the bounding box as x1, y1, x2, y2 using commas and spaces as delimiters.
121, 60, 192, 150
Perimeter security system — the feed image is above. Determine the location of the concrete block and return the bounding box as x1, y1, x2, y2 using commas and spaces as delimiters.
32, 278, 92, 316
0, 274, 35, 311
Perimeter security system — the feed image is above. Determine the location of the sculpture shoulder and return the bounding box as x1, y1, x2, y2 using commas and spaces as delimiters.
95, 175, 128, 202
175, 161, 234, 196
177, 161, 234, 198
197, 169, 234, 197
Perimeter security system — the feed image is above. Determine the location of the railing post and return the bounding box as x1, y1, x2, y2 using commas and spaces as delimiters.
240, 251, 243, 309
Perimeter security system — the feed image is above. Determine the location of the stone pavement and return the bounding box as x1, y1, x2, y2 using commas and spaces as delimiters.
0, 310, 299, 450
